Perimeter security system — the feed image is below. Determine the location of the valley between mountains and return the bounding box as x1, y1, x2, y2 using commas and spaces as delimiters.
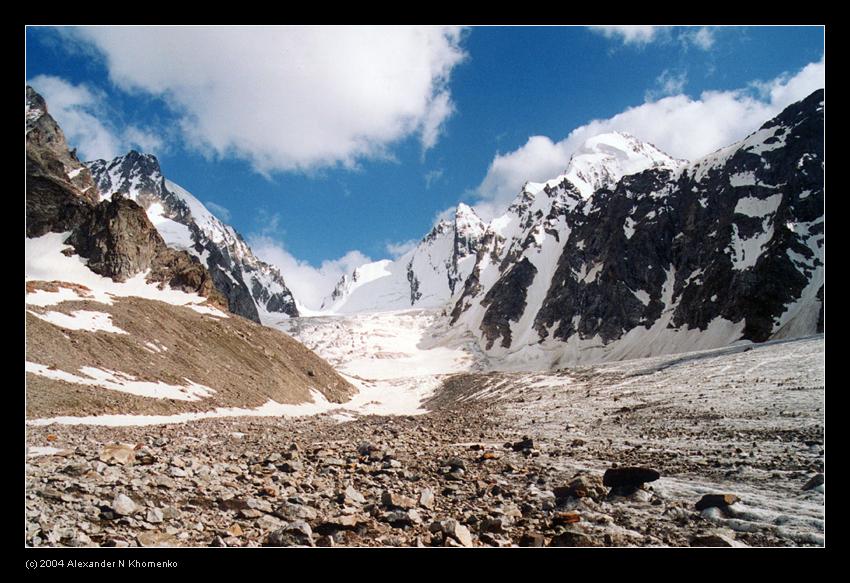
25, 84, 824, 548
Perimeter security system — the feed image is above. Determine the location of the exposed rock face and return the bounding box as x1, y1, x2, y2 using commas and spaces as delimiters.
66, 194, 163, 281
26, 86, 99, 206
26, 86, 224, 305
534, 90, 824, 346
449, 90, 824, 365
65, 194, 222, 301
479, 257, 537, 349
87, 152, 298, 322
25, 173, 95, 239
26, 86, 99, 237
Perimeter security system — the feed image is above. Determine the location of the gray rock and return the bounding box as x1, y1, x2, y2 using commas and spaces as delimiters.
603, 467, 660, 489
511, 437, 534, 452
61, 463, 90, 477
279, 461, 303, 473
266, 521, 314, 547
419, 487, 435, 510
274, 502, 317, 521
112, 494, 138, 516
519, 532, 546, 547
383, 510, 418, 527
341, 485, 366, 505
548, 528, 595, 547
161, 506, 181, 521
146, 508, 164, 524
691, 532, 748, 547
553, 474, 607, 502
802, 474, 824, 491
99, 444, 135, 466
137, 530, 180, 547
433, 519, 473, 547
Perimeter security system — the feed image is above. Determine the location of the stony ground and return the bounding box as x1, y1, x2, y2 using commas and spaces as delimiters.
25, 335, 824, 548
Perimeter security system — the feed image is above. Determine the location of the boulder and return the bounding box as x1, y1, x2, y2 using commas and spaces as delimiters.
695, 494, 739, 511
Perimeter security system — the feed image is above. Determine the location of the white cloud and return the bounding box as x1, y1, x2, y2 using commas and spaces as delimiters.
28, 75, 121, 160
27, 74, 164, 161
124, 126, 164, 154
749, 59, 827, 108
687, 27, 716, 50
646, 69, 688, 101
591, 26, 718, 50
204, 201, 231, 222
385, 239, 418, 258
424, 168, 444, 189
473, 57, 824, 215
248, 235, 371, 310
67, 26, 467, 175
589, 26, 666, 45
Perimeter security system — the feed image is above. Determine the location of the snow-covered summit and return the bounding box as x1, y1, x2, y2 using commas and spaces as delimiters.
560, 132, 683, 199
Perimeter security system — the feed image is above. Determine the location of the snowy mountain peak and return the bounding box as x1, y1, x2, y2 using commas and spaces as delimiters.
88, 151, 166, 203
86, 152, 299, 323
564, 131, 683, 198
454, 203, 486, 236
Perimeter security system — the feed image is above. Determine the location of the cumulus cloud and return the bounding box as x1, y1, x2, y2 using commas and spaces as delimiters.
248, 235, 372, 310
588, 26, 666, 46
28, 74, 164, 161
686, 27, 716, 50
591, 26, 718, 50
66, 26, 467, 175
473, 57, 824, 216
646, 69, 688, 101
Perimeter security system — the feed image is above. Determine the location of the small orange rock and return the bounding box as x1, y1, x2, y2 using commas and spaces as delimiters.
553, 512, 581, 525
46, 435, 57, 442
259, 485, 278, 497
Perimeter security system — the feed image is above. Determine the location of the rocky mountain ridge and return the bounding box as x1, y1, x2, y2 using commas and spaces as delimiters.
25, 84, 354, 420
321, 91, 824, 367
26, 86, 218, 301
87, 151, 299, 323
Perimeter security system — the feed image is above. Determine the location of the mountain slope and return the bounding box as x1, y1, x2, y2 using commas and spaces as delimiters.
25, 85, 354, 419
321, 203, 489, 314
87, 152, 299, 323
447, 90, 824, 367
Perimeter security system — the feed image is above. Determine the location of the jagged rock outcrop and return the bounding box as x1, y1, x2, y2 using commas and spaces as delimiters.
64, 193, 222, 301
66, 194, 164, 281
534, 90, 824, 346
26, 86, 99, 237
25, 86, 224, 304
26, 86, 99, 204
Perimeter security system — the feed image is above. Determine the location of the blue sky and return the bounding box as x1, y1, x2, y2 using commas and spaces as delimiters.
26, 26, 824, 305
